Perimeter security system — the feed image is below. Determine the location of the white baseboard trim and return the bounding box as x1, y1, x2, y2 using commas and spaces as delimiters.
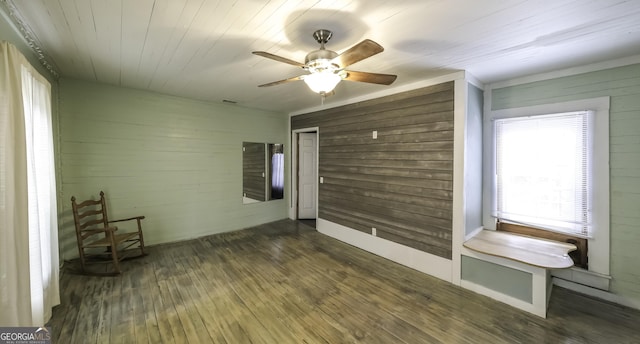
552, 277, 640, 311
317, 218, 453, 282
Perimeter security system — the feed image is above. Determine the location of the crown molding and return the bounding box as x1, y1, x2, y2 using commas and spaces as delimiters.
0, 0, 59, 79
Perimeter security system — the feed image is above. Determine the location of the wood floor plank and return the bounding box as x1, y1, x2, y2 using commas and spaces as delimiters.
95, 277, 114, 344
149, 283, 177, 344
221, 254, 330, 343
131, 285, 149, 344
243, 265, 349, 343
69, 276, 104, 344
50, 219, 640, 344
180, 268, 229, 343
171, 274, 214, 344
157, 280, 188, 344
139, 283, 162, 344
47, 272, 74, 343
110, 278, 135, 344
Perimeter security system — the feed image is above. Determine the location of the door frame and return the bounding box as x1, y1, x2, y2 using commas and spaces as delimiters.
290, 127, 319, 220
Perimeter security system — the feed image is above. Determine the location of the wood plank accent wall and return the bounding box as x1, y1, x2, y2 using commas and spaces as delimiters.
292, 82, 455, 259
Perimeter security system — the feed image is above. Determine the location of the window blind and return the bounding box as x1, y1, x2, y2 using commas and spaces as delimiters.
494, 111, 592, 237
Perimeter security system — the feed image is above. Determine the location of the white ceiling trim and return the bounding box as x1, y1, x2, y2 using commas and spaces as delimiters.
1, 0, 60, 78
488, 53, 640, 90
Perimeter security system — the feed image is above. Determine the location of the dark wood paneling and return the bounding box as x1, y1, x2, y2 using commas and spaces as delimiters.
292, 82, 455, 259
292, 82, 455, 129
320, 150, 453, 161
320, 165, 453, 181
323, 177, 453, 201
321, 129, 454, 146
318, 112, 453, 134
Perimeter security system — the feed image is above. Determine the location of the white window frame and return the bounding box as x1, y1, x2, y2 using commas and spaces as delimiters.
483, 97, 610, 285
494, 111, 593, 237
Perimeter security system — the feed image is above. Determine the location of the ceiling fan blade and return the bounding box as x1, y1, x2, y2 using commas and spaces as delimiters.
258, 75, 304, 87
344, 70, 397, 85
252, 51, 305, 68
331, 39, 384, 68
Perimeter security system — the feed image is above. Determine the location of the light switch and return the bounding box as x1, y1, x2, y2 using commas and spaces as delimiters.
372, 130, 378, 139
320, 177, 324, 184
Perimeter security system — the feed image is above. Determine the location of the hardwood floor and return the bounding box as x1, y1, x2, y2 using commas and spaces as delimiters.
49, 219, 640, 343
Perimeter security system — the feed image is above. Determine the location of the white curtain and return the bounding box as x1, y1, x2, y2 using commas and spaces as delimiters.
271, 153, 284, 191
0, 41, 60, 326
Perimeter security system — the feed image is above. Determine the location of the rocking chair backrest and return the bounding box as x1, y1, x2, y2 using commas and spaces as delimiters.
71, 191, 109, 235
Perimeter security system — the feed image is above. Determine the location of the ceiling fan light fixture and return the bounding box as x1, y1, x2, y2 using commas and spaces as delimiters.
303, 71, 342, 94
253, 29, 396, 94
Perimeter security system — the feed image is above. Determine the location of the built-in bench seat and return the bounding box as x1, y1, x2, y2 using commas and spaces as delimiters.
463, 229, 576, 269
461, 229, 577, 318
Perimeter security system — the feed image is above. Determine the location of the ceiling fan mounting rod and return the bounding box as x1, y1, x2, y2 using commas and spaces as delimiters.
313, 29, 333, 49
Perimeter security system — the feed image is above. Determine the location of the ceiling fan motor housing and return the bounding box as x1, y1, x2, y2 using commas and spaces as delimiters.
305, 29, 340, 74
305, 49, 339, 70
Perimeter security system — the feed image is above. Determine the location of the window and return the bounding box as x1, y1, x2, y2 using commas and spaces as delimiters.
494, 111, 592, 238
484, 97, 610, 286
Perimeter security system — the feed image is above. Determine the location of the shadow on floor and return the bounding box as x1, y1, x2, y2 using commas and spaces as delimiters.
298, 219, 316, 229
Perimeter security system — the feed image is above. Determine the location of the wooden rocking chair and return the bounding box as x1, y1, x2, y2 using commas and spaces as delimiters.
71, 191, 147, 275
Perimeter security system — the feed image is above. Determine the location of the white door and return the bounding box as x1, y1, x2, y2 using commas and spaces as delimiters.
298, 132, 317, 219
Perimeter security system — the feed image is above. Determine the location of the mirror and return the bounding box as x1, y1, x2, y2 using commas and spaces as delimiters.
242, 142, 266, 203
242, 142, 284, 204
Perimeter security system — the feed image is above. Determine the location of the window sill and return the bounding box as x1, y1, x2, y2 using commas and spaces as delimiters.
463, 229, 576, 269
496, 220, 588, 269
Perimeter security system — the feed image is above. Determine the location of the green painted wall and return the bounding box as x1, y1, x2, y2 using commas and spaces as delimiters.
58, 78, 289, 259
491, 63, 640, 303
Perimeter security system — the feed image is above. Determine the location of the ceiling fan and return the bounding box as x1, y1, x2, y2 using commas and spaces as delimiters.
252, 29, 397, 95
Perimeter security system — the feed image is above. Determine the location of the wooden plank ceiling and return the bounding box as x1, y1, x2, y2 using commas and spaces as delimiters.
5, 0, 640, 113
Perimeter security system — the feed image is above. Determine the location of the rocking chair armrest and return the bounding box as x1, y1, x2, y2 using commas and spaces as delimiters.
108, 215, 145, 223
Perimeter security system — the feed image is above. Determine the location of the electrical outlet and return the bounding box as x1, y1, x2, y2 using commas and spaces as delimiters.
372, 227, 377, 236
320, 176, 324, 183
372, 130, 378, 139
